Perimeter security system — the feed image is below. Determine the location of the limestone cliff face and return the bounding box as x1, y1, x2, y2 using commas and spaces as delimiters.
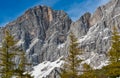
0, 6, 72, 65
69, 0, 120, 68
0, 0, 120, 77
71, 12, 91, 38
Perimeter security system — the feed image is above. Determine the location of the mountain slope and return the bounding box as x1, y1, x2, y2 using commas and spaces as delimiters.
0, 0, 120, 78
70, 0, 120, 68
0, 5, 72, 66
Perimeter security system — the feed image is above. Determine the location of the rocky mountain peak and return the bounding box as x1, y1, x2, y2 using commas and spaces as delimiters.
70, 12, 91, 38
90, 6, 103, 26
0, 5, 72, 65
0, 0, 120, 77
68, 0, 120, 70
24, 5, 54, 22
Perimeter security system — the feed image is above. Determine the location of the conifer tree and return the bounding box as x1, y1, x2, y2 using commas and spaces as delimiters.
15, 49, 33, 78
61, 32, 83, 78
80, 63, 96, 78
81, 64, 108, 78
0, 30, 16, 78
0, 30, 33, 78
104, 26, 120, 78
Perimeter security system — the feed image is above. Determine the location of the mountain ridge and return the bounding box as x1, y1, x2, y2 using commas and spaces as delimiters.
0, 0, 120, 78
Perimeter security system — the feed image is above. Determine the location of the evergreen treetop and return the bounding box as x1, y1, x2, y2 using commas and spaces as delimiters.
61, 32, 83, 78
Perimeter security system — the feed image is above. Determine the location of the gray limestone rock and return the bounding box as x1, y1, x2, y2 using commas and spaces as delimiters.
0, 0, 120, 77
0, 5, 72, 66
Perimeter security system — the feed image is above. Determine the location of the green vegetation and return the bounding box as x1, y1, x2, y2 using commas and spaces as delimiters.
61, 27, 120, 78
80, 63, 96, 78
0, 30, 33, 78
61, 32, 83, 78
0, 26, 120, 78
103, 27, 120, 78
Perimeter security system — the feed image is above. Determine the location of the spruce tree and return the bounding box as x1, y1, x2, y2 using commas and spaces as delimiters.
81, 64, 108, 78
80, 63, 96, 78
104, 26, 120, 78
15, 49, 33, 78
61, 32, 83, 78
0, 30, 33, 78
0, 30, 16, 78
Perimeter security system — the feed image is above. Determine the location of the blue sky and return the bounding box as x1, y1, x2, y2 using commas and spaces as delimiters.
0, 0, 110, 27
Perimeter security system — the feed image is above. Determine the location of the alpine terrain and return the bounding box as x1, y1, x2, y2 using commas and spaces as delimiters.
0, 0, 120, 78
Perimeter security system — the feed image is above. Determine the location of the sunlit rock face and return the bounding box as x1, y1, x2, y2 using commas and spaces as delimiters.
0, 5, 72, 65
70, 0, 120, 68
0, 0, 120, 78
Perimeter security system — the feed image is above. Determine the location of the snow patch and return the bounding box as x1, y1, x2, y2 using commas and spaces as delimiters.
78, 24, 98, 43
112, 13, 120, 19
58, 43, 65, 49
119, 58, 120, 61
82, 58, 91, 65
93, 60, 109, 69
31, 56, 64, 78
103, 36, 109, 40
78, 35, 91, 43
16, 39, 24, 46
81, 52, 109, 69
26, 38, 39, 53
81, 52, 97, 65
104, 28, 110, 32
